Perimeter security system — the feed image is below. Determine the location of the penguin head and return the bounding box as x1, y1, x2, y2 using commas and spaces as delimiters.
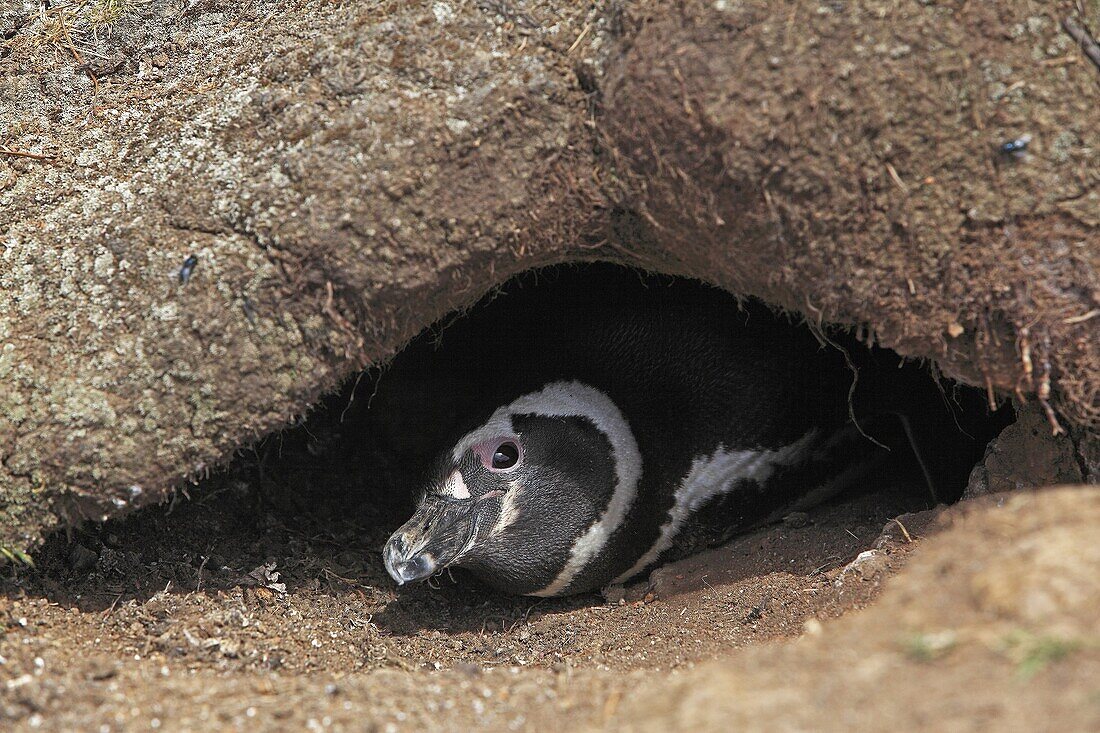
383, 381, 643, 597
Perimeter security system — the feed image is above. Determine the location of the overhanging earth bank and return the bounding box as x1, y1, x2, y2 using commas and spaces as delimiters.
1, 0, 1097, 547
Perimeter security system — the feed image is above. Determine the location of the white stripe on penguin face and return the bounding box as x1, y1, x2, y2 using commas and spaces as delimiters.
450, 381, 643, 597
440, 469, 470, 500
489, 478, 524, 537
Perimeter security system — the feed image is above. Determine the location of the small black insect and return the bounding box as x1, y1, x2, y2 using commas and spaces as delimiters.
178, 254, 198, 285
241, 296, 257, 324
999, 134, 1031, 158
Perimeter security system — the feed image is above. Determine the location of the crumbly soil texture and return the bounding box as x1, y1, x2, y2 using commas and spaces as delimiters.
6, 481, 1100, 732
0, 453, 936, 731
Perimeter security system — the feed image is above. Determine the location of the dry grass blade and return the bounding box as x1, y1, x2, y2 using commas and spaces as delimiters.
1063, 15, 1100, 72
0, 148, 56, 160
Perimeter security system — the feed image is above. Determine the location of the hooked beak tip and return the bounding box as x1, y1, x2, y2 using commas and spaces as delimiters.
384, 546, 439, 586
384, 495, 484, 587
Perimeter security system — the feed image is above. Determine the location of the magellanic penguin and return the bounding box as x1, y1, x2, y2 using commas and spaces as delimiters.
381, 270, 888, 597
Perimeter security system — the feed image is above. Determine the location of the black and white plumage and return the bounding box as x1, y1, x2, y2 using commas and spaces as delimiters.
381, 269, 884, 597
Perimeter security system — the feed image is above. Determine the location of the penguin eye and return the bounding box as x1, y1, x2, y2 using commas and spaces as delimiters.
471, 438, 522, 473
490, 441, 520, 471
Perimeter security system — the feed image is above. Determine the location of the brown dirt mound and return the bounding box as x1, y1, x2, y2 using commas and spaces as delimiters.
615, 486, 1100, 732
1, 485, 1095, 730
2, 2, 1098, 730
1, 0, 1097, 549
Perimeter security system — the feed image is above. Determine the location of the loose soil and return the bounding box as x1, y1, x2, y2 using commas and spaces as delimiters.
1, 462, 933, 731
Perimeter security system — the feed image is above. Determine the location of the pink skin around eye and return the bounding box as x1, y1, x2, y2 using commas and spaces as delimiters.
471, 438, 523, 473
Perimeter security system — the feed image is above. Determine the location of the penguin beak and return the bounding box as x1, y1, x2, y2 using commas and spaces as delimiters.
383, 495, 482, 586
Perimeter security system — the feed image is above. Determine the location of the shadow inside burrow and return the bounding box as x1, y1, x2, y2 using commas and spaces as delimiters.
2, 264, 1014, 632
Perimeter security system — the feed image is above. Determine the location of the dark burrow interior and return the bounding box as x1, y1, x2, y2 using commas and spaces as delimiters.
6, 263, 1014, 663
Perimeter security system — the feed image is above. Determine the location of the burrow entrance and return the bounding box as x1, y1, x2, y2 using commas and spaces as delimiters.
7, 263, 1013, 675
